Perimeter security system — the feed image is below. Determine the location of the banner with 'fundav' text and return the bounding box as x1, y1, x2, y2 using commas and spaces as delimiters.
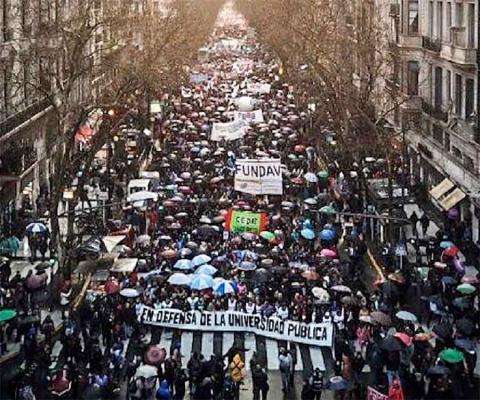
211, 119, 247, 142
235, 159, 283, 195
233, 110, 264, 124
138, 307, 333, 347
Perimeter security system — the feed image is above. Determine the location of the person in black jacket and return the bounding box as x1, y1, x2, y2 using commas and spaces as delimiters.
251, 364, 269, 400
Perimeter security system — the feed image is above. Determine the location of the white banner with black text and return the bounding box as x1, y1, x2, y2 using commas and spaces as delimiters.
233, 110, 264, 124
137, 307, 333, 347
211, 119, 248, 142
234, 158, 283, 195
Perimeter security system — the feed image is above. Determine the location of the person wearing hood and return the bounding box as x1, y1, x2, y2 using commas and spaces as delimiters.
156, 379, 172, 400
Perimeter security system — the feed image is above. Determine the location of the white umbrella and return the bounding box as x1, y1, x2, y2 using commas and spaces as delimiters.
134, 364, 158, 378
167, 273, 192, 286
26, 222, 47, 234
120, 288, 140, 298
304, 172, 319, 183
127, 191, 158, 202
312, 287, 330, 303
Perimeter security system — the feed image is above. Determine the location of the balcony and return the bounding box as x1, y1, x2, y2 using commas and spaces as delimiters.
423, 37, 441, 53
440, 27, 476, 66
400, 95, 422, 111
421, 100, 448, 123
0, 98, 51, 140
398, 35, 423, 49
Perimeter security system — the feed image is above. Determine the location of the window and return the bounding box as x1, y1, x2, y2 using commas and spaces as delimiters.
433, 124, 443, 143
446, 2, 452, 41
467, 3, 475, 47
452, 146, 462, 159
464, 156, 475, 173
455, 74, 463, 115
407, 61, 420, 95
446, 70, 452, 107
428, 1, 434, 36
437, 2, 443, 39
434, 67, 443, 109
444, 132, 450, 151
456, 2, 464, 26
408, 0, 419, 34
465, 79, 474, 118
1, 0, 10, 42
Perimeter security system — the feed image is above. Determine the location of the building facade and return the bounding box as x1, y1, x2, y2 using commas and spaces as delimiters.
384, 0, 479, 242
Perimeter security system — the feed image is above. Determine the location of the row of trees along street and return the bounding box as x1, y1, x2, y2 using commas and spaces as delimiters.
236, 0, 422, 241
7, 0, 224, 275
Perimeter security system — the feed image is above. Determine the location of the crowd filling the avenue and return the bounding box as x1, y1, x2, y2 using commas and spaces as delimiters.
0, 3, 478, 400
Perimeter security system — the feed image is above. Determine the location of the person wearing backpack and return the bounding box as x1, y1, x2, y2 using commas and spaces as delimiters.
278, 347, 292, 393
308, 368, 323, 400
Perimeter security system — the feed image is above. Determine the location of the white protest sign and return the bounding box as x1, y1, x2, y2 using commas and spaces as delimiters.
211, 119, 247, 142
233, 110, 264, 124
138, 307, 333, 347
235, 158, 283, 195
247, 82, 271, 95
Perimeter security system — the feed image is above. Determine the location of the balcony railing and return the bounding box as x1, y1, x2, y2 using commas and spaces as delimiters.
421, 100, 448, 122
423, 36, 441, 52
0, 98, 51, 139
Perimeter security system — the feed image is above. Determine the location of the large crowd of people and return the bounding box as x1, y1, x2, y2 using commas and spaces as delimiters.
0, 3, 478, 400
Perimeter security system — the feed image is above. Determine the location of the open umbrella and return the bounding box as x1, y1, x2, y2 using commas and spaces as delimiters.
190, 274, 215, 290
242, 232, 258, 241
454, 338, 476, 353
196, 225, 218, 238
312, 287, 330, 302
135, 362, 159, 379
174, 259, 194, 270
271, 266, 288, 275
0, 309, 17, 322
395, 310, 417, 322
260, 231, 275, 241
340, 296, 358, 306
456, 318, 474, 335
388, 272, 406, 284
105, 279, 120, 295
319, 205, 336, 215
320, 248, 336, 258
143, 345, 166, 367
25, 222, 48, 234
120, 288, 140, 298
317, 170, 329, 179
331, 285, 352, 294
194, 264, 217, 276
160, 249, 178, 259
302, 270, 319, 281
192, 254, 212, 267
167, 273, 192, 286
255, 268, 271, 283
304, 172, 318, 183
214, 281, 237, 296
325, 376, 351, 391
304, 198, 318, 205
380, 281, 400, 300
179, 248, 192, 258
238, 261, 257, 271
394, 332, 412, 346
301, 229, 315, 240
370, 311, 392, 326
439, 348, 465, 363
380, 336, 402, 351
319, 229, 335, 241
440, 240, 454, 249
443, 246, 460, 257
433, 322, 453, 339
427, 365, 451, 376
456, 283, 476, 295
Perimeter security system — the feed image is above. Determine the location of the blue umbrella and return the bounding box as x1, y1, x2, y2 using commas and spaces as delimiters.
301, 228, 315, 240
26, 222, 47, 234
190, 274, 215, 290
174, 259, 194, 270
238, 261, 257, 271
192, 254, 212, 267
319, 229, 335, 241
440, 240, 454, 249
194, 264, 217, 276
454, 338, 476, 353
214, 281, 237, 296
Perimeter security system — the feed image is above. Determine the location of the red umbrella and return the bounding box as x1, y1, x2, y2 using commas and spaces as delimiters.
294, 144, 306, 153
145, 345, 167, 365
26, 273, 47, 290
302, 270, 320, 281
443, 246, 459, 257
50, 370, 72, 396
104, 279, 120, 295
394, 332, 413, 346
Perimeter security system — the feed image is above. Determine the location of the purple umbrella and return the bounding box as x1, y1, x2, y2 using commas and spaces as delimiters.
447, 208, 459, 219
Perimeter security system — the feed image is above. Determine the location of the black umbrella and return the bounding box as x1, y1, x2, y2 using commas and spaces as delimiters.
456, 318, 474, 335
426, 365, 450, 376
379, 336, 401, 352
380, 281, 400, 300
433, 322, 453, 339
452, 297, 470, 310
454, 338, 476, 353
255, 268, 271, 283
271, 266, 288, 275
196, 225, 219, 238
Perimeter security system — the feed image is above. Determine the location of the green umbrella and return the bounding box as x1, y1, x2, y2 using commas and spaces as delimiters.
260, 231, 275, 241
456, 283, 476, 295
439, 348, 465, 364
319, 205, 336, 215
0, 309, 17, 322
317, 170, 329, 179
